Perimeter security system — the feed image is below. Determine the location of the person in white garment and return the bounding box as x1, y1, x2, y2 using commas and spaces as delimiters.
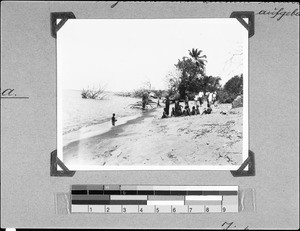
208, 92, 213, 105
212, 91, 217, 104
198, 91, 204, 106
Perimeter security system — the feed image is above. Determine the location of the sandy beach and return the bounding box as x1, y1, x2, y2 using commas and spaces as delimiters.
63, 102, 243, 167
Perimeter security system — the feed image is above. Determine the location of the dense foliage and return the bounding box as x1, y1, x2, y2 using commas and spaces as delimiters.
218, 74, 243, 103
130, 48, 243, 105
167, 49, 221, 100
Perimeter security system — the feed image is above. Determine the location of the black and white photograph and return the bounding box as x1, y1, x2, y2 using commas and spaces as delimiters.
57, 18, 249, 170
1, 1, 299, 229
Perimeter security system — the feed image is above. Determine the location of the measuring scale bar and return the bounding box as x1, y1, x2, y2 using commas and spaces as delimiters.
71, 185, 239, 213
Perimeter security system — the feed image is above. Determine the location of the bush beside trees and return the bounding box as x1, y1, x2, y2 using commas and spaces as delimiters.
112, 48, 243, 106
217, 74, 243, 103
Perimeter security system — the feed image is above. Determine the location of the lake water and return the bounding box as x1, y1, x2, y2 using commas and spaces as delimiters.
62, 90, 143, 142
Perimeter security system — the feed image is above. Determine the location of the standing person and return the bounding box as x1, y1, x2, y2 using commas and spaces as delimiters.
198, 91, 204, 106
208, 92, 213, 105
212, 91, 217, 104
165, 96, 170, 116
196, 105, 200, 114
171, 107, 176, 117
142, 93, 146, 110
142, 92, 148, 110
174, 100, 179, 116
112, 113, 117, 126
185, 105, 191, 116
202, 93, 208, 109
185, 94, 189, 107
146, 91, 150, 105
157, 97, 161, 107
194, 95, 198, 107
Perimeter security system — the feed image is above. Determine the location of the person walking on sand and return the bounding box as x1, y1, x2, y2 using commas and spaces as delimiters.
112, 113, 117, 126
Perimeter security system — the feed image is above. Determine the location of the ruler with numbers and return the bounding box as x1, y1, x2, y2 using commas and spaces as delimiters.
71, 185, 239, 213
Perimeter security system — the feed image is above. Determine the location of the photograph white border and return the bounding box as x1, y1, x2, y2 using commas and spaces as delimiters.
56, 18, 249, 171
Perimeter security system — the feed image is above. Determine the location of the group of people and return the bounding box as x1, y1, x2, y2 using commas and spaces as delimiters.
161, 95, 213, 119
195, 91, 217, 106
111, 91, 216, 125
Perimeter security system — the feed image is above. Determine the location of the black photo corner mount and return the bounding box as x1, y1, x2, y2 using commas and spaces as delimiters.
231, 150, 255, 177
50, 150, 76, 177
51, 12, 76, 38
230, 11, 255, 38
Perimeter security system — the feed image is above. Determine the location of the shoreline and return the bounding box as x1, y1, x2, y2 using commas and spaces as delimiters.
62, 109, 151, 147
63, 107, 158, 151
62, 103, 244, 167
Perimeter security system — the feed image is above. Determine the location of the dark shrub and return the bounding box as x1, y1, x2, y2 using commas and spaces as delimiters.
218, 74, 243, 103
218, 90, 237, 103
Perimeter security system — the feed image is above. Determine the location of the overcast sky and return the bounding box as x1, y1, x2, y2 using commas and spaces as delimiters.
57, 19, 247, 92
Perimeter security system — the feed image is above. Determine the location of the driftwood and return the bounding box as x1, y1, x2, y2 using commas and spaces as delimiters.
81, 85, 106, 99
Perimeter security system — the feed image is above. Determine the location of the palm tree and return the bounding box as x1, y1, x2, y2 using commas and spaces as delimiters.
188, 48, 207, 75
